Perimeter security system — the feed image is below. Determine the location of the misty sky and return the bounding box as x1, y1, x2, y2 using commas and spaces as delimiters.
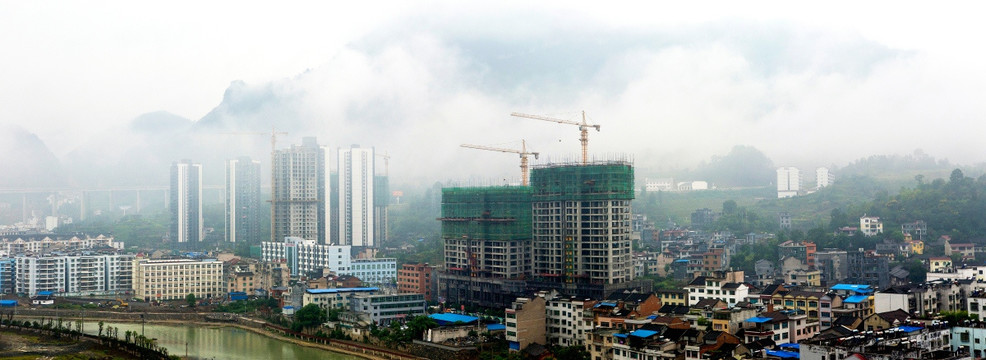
2, 1, 985, 184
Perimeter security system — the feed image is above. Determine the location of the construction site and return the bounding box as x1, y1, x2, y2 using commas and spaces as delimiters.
438, 161, 651, 308
439, 186, 534, 308
438, 112, 650, 308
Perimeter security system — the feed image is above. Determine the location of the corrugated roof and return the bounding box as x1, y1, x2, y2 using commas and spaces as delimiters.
844, 295, 870, 303
831, 284, 873, 293
766, 349, 800, 359
895, 325, 924, 333
430, 313, 479, 325
305, 287, 379, 294
745, 316, 773, 323
629, 329, 659, 338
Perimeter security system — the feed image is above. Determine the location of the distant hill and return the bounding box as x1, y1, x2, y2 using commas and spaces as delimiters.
689, 145, 775, 188
0, 125, 65, 188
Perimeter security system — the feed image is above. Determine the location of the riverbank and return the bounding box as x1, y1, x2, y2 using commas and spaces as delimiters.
13, 312, 393, 360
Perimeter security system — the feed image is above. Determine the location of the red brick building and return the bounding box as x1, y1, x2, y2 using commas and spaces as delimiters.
398, 263, 435, 301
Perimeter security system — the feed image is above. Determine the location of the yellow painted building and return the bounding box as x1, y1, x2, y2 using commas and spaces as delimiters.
905, 238, 924, 255
771, 291, 824, 319
656, 289, 688, 306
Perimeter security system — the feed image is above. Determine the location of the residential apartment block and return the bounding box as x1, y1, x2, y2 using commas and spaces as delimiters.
303, 287, 379, 310
132, 258, 224, 301
350, 258, 397, 285
338, 145, 375, 247
170, 160, 203, 245
349, 292, 426, 326
777, 167, 800, 198
261, 237, 351, 277
272, 137, 329, 244
225, 156, 262, 244
397, 263, 435, 301
505, 296, 546, 351
14, 253, 133, 297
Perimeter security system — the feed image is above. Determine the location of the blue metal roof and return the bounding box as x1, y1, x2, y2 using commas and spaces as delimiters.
614, 333, 628, 338
37, 291, 54, 296
629, 329, 659, 338
831, 284, 873, 294
594, 302, 617, 308
674, 259, 690, 263
844, 295, 870, 303
647, 315, 657, 319
766, 349, 800, 359
487, 324, 506, 331
305, 287, 380, 294
429, 313, 479, 325
745, 316, 773, 323
895, 325, 924, 333
778, 343, 800, 349
0, 300, 16, 307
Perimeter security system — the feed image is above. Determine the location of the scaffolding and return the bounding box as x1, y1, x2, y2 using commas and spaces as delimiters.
529, 161, 635, 201
440, 186, 533, 241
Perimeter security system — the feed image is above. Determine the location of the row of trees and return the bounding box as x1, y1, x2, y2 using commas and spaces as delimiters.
0, 316, 175, 359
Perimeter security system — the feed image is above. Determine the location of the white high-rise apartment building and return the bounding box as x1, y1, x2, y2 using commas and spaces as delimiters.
170, 160, 203, 244
273, 137, 330, 244
15, 253, 134, 296
225, 157, 262, 243
816, 167, 834, 189
338, 145, 375, 247
777, 167, 801, 198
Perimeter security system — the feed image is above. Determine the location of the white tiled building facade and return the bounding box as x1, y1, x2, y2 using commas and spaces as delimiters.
14, 253, 134, 296
262, 237, 351, 276
132, 258, 224, 301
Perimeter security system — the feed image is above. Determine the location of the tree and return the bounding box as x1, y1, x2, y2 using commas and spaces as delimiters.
941, 310, 977, 324
550, 345, 591, 360
186, 293, 197, 307
292, 304, 328, 333
405, 315, 438, 341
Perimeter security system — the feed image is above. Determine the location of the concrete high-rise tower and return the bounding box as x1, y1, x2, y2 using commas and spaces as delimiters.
338, 145, 375, 247
272, 137, 329, 244
530, 162, 636, 285
225, 156, 262, 244
170, 160, 203, 245
816, 167, 833, 189
777, 167, 801, 198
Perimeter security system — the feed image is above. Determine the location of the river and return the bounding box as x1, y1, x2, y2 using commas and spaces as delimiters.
73, 321, 363, 360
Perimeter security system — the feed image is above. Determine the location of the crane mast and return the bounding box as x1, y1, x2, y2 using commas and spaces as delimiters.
510, 110, 600, 165
460, 140, 539, 186
220, 127, 287, 242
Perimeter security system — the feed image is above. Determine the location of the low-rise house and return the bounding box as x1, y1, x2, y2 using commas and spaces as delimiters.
656, 288, 688, 307
862, 309, 910, 331
505, 296, 546, 352
804, 324, 956, 360
684, 271, 749, 306
710, 304, 758, 335
302, 287, 379, 310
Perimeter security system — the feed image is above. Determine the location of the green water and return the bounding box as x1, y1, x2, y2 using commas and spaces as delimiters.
78, 321, 362, 360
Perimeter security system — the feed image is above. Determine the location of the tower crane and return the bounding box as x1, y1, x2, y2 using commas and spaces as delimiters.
219, 127, 288, 242
375, 151, 391, 176
461, 140, 539, 186
510, 111, 600, 165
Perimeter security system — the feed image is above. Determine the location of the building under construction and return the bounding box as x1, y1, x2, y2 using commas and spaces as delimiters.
439, 186, 533, 308
439, 161, 650, 309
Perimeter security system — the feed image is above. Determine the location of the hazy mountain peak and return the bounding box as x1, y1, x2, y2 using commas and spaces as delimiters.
129, 111, 193, 134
